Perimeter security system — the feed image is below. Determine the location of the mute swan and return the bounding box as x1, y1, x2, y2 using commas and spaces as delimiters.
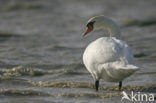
83, 16, 139, 91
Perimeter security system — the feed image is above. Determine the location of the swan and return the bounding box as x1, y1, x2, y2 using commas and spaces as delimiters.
83, 15, 139, 91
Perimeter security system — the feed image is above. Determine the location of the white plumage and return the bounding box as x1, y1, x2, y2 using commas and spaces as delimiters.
83, 16, 139, 91
83, 37, 138, 82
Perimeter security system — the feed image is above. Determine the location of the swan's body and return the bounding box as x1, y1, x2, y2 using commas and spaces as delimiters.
83, 16, 139, 91
83, 37, 138, 82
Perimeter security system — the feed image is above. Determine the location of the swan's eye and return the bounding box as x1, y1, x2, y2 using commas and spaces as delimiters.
86, 21, 95, 28
84, 21, 95, 36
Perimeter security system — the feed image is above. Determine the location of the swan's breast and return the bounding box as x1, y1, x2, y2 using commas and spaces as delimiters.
83, 37, 121, 65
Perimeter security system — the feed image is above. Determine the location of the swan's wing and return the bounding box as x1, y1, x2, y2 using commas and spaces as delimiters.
83, 37, 122, 76
92, 37, 135, 64
96, 38, 139, 80
117, 39, 134, 64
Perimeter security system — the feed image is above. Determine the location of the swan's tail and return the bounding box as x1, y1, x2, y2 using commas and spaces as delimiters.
115, 63, 139, 71
98, 62, 140, 81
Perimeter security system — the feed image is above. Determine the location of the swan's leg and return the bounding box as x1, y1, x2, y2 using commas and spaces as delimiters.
119, 81, 122, 91
95, 80, 99, 91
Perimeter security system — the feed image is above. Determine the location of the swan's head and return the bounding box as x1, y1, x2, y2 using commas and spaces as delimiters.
83, 15, 115, 36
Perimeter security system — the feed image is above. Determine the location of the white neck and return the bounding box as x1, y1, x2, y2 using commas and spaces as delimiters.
107, 23, 121, 39
94, 17, 122, 39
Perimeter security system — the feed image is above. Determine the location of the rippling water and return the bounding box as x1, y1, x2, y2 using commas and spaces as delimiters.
0, 0, 156, 103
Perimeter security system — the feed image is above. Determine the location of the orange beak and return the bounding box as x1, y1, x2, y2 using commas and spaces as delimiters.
83, 25, 93, 36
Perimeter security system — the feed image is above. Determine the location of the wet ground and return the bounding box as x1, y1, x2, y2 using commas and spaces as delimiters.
0, 0, 156, 103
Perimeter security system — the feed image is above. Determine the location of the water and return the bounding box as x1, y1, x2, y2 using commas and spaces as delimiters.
0, 0, 156, 103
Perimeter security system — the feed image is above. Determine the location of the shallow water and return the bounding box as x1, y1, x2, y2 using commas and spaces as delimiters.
0, 0, 156, 103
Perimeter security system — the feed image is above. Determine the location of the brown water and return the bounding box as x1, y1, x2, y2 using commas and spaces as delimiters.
0, 0, 156, 103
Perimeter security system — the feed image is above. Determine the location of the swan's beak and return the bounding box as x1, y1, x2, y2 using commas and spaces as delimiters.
83, 25, 93, 36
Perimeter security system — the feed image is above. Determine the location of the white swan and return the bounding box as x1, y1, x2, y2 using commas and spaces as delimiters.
83, 15, 139, 91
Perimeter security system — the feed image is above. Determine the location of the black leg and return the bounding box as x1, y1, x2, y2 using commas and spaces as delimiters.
95, 80, 99, 91
119, 81, 122, 91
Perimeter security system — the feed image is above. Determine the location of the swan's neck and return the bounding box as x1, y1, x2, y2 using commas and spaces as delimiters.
98, 18, 122, 39
107, 24, 121, 39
